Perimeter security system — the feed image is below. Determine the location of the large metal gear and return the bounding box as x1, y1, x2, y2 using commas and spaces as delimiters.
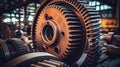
32, 0, 101, 66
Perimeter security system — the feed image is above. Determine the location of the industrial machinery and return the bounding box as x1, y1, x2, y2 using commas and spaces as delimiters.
0, 39, 68, 67
0, 38, 28, 66
95, 34, 120, 67
0, 0, 120, 67
32, 0, 101, 67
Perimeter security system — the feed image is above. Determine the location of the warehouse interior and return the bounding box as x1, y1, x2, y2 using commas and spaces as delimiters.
0, 0, 120, 67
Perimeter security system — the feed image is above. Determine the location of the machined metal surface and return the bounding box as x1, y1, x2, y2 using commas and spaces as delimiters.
4, 52, 68, 67
32, 0, 101, 66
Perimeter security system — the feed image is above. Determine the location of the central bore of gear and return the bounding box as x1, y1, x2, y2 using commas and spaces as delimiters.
41, 21, 59, 46
42, 24, 54, 42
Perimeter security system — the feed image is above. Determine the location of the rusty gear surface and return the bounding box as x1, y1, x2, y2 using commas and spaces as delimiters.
32, 0, 101, 66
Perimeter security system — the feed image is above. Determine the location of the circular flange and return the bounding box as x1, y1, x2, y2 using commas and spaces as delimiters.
41, 20, 59, 46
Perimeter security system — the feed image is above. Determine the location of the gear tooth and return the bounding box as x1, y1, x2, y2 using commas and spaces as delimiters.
68, 21, 80, 23
74, 1, 79, 7
82, 10, 100, 23
56, 5, 60, 10
86, 28, 101, 35
69, 31, 81, 35
86, 20, 101, 26
54, 5, 56, 8
57, 6, 61, 11
92, 25, 101, 30
83, 3, 96, 9
67, 46, 79, 50
61, 54, 66, 59
69, 40, 81, 43
69, 35, 81, 39
68, 22, 81, 26
67, 18, 80, 22
81, 10, 88, 17
79, 6, 86, 14
69, 0, 74, 3
87, 9, 99, 12
69, 38, 81, 41
53, 5, 56, 7
68, 43, 80, 46
86, 22, 101, 29
85, 18, 100, 24
50, 4, 53, 7
86, 19, 101, 24
69, 34, 81, 37
77, 3, 83, 11
87, 31, 99, 36
83, 14, 90, 22
90, 15, 100, 19
59, 56, 63, 60
70, 30, 82, 33
65, 51, 76, 56
63, 53, 66, 57
72, 0, 78, 5
69, 24, 81, 27
83, 15, 92, 22
67, 16, 79, 20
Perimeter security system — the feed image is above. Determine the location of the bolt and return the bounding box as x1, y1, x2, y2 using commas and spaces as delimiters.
61, 32, 65, 36
45, 14, 53, 20
45, 14, 49, 20
54, 46, 60, 53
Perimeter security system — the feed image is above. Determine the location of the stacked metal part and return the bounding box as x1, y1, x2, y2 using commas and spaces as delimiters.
0, 38, 28, 66
30, 59, 68, 67
4, 52, 68, 67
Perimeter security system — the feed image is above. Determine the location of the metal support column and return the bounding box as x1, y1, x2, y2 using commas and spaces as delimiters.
10, 13, 12, 24
23, 5, 28, 25
18, 8, 21, 28
116, 0, 120, 21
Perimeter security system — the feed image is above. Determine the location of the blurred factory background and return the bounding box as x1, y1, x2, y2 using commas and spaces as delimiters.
0, 0, 119, 30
